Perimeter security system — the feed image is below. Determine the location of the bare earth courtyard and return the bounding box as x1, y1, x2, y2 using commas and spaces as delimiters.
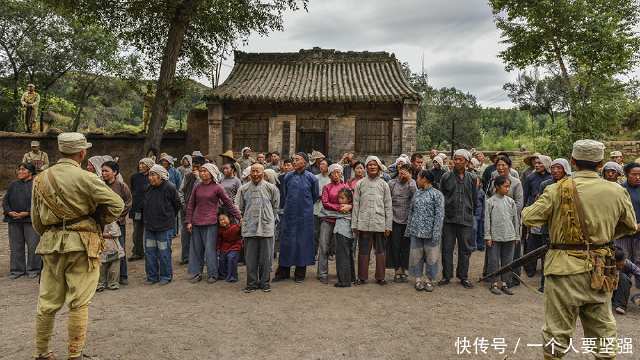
1, 221, 639, 360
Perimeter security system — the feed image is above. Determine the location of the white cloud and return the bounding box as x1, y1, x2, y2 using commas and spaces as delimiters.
215, 0, 517, 108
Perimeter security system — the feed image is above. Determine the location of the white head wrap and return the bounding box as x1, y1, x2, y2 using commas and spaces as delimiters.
538, 155, 552, 172
550, 158, 572, 176
328, 163, 343, 175
149, 164, 169, 181
87, 156, 105, 177
453, 149, 472, 162
365, 155, 386, 172
139, 158, 155, 170
159, 153, 175, 164
201, 163, 221, 182
603, 161, 624, 176
242, 166, 251, 179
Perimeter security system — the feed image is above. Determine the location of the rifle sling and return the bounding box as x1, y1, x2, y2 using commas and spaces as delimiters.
570, 179, 592, 247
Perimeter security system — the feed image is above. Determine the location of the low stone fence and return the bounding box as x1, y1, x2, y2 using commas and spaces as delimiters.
0, 131, 192, 188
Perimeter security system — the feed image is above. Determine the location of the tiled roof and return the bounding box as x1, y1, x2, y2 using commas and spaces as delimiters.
208, 48, 421, 103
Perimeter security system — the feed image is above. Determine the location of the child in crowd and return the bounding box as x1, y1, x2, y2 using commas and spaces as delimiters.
98, 222, 124, 291
484, 175, 520, 296
406, 170, 444, 292
333, 188, 355, 287
217, 214, 242, 282
321, 187, 355, 287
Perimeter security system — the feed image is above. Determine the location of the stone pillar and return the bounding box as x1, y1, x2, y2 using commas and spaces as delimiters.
207, 102, 223, 160
222, 115, 233, 152
268, 115, 296, 157
328, 115, 355, 160
402, 100, 418, 155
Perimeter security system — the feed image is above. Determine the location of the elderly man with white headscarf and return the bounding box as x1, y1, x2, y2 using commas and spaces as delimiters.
142, 164, 180, 285
185, 163, 241, 284
439, 149, 477, 289
235, 163, 280, 293
352, 155, 393, 285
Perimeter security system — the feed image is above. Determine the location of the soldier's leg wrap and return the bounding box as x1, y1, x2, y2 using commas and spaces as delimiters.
35, 253, 66, 357
35, 313, 56, 357
68, 305, 89, 358
65, 252, 100, 358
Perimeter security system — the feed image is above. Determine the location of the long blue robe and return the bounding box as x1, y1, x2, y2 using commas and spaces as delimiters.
279, 169, 319, 267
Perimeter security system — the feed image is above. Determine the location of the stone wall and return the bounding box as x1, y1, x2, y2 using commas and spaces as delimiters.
0, 131, 191, 188
604, 141, 640, 162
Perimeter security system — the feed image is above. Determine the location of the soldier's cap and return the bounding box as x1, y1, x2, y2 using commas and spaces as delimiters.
571, 140, 604, 162
30, 140, 40, 147
610, 150, 623, 158
58, 132, 92, 154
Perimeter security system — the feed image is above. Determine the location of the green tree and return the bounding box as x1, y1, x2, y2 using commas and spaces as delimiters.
489, 0, 640, 141
503, 71, 567, 123
421, 87, 482, 152
0, 0, 122, 131
49, 0, 308, 156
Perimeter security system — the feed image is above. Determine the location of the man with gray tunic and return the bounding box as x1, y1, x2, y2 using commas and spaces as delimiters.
439, 149, 477, 289
236, 163, 280, 293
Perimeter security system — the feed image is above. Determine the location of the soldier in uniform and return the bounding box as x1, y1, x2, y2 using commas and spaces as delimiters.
23, 141, 49, 173
522, 140, 638, 359
32, 133, 124, 360
21, 83, 40, 133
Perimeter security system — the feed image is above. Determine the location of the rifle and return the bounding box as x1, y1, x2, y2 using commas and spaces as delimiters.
478, 244, 548, 282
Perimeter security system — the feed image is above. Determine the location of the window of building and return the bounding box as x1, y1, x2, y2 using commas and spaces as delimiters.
355, 117, 392, 154
233, 116, 269, 152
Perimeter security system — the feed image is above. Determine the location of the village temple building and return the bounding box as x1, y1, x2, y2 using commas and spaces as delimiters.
203, 48, 421, 160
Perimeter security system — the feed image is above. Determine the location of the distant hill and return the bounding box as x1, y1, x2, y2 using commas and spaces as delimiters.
0, 73, 210, 133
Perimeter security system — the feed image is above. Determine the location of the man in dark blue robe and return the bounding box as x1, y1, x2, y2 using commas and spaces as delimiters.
274, 152, 319, 283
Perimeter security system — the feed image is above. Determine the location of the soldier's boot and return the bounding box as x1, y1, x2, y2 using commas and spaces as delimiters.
35, 313, 56, 359
67, 305, 89, 359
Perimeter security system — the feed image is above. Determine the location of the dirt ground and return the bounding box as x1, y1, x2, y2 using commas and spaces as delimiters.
1, 220, 639, 360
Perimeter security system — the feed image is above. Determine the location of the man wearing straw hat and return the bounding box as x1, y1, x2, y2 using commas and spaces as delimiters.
23, 140, 49, 173
220, 150, 242, 178
31, 133, 124, 360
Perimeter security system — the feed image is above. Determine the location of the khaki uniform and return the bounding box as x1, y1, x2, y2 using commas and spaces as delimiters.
32, 158, 124, 358
522, 170, 637, 359
21, 91, 40, 132
22, 150, 49, 172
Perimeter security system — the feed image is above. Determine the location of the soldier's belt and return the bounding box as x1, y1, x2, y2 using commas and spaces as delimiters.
549, 241, 614, 251
48, 215, 92, 229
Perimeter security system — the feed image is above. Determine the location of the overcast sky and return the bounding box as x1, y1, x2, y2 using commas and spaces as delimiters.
216, 0, 516, 108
